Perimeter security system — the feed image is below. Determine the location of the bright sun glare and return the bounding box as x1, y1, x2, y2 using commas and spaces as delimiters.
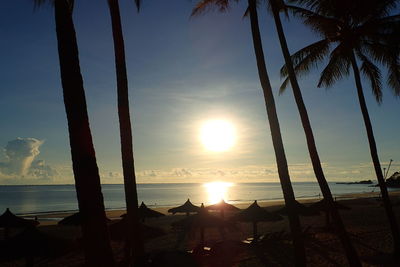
200, 120, 236, 152
204, 181, 233, 204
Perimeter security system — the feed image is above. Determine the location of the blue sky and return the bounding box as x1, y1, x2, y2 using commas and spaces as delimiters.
0, 0, 399, 185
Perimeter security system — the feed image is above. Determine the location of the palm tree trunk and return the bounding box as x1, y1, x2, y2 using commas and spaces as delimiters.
350, 51, 400, 256
54, 0, 114, 266
107, 0, 144, 263
248, 1, 306, 265
269, 2, 361, 266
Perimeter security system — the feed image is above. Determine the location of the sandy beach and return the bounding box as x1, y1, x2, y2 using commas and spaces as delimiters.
1, 190, 399, 266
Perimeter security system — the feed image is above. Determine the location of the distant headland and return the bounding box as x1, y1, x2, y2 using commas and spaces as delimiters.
385, 172, 400, 188
336, 180, 373, 185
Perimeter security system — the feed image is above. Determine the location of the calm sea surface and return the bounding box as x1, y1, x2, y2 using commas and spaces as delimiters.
0, 182, 389, 214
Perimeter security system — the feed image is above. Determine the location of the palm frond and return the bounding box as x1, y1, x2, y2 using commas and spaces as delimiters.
369, 0, 399, 19
267, 0, 288, 18
387, 59, 400, 96
280, 39, 330, 91
243, 0, 263, 18
279, 77, 291, 94
191, 0, 232, 17
285, 5, 341, 38
243, 6, 250, 18
288, 0, 397, 20
317, 44, 350, 88
360, 40, 400, 68
135, 0, 141, 11
356, 50, 383, 102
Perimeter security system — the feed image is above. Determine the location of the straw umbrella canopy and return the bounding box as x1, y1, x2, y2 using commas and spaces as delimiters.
0, 208, 39, 240
168, 199, 201, 216
234, 201, 283, 238
275, 200, 320, 217
310, 199, 351, 226
206, 199, 240, 218
58, 212, 111, 226
172, 204, 226, 245
121, 202, 165, 222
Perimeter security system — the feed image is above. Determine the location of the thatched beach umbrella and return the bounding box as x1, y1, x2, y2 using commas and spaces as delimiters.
234, 201, 283, 238
58, 212, 111, 226
276, 200, 320, 217
310, 199, 351, 226
139, 202, 165, 220
172, 204, 226, 244
0, 208, 39, 239
0, 225, 71, 266
121, 202, 165, 222
206, 199, 240, 218
168, 199, 201, 216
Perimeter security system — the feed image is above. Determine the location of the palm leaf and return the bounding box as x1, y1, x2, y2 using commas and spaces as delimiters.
387, 59, 400, 96
280, 39, 330, 92
191, 0, 232, 16
279, 77, 291, 94
317, 44, 350, 88
285, 5, 342, 38
356, 50, 383, 102
134, 0, 141, 11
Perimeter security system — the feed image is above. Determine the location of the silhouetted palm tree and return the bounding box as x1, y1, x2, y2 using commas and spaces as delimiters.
266, 0, 361, 265
281, 0, 400, 256
107, 0, 144, 263
34, 0, 115, 266
192, 1, 307, 265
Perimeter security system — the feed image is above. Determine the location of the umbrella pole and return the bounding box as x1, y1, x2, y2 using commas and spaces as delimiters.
4, 227, 9, 240
200, 227, 205, 245
253, 221, 258, 239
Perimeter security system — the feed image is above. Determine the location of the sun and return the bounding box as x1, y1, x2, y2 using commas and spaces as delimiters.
200, 120, 236, 152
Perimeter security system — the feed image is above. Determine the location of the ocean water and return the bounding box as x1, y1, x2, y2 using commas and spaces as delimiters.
0, 182, 387, 215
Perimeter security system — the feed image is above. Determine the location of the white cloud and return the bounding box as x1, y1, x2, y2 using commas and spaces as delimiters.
0, 138, 58, 184
2, 137, 43, 176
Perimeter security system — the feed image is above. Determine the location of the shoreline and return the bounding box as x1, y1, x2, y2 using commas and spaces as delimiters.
28, 189, 400, 225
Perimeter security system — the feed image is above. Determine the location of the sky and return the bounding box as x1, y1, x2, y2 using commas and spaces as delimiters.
0, 0, 399, 185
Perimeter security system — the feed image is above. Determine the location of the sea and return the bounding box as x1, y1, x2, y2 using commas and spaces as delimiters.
0, 182, 393, 215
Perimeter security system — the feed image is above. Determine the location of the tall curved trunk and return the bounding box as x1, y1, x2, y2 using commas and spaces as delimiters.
350, 51, 400, 256
54, 0, 114, 266
269, 2, 361, 266
107, 0, 144, 263
248, 1, 306, 265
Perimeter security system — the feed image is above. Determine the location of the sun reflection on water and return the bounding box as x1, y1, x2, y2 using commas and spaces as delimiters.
204, 181, 234, 204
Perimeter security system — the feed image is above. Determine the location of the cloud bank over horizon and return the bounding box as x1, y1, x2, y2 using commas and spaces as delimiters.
0, 138, 396, 185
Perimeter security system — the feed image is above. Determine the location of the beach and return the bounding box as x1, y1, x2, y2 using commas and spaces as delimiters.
2, 190, 400, 266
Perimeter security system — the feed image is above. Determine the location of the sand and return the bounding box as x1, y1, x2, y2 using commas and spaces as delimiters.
1, 190, 400, 266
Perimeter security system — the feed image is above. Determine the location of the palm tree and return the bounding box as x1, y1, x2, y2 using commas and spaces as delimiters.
192, 1, 307, 266
266, 0, 361, 265
107, 0, 144, 263
34, 0, 115, 266
280, 0, 400, 256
